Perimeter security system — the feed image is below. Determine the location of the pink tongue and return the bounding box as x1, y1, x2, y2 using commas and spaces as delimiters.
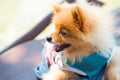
53, 44, 70, 52
53, 44, 61, 52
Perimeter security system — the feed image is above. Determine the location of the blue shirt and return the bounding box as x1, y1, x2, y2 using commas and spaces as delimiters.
35, 43, 113, 80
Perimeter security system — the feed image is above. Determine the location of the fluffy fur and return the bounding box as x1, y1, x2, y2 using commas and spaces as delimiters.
42, 65, 79, 80
42, 1, 120, 80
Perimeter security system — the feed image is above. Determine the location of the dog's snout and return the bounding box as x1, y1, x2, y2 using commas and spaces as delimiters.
46, 37, 52, 42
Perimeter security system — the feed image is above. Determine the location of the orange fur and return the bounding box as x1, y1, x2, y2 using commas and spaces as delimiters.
42, 1, 120, 80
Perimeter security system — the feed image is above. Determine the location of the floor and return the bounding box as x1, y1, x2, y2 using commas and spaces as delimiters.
0, 40, 44, 80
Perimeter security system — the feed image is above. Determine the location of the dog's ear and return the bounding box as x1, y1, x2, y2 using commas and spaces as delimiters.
53, 5, 61, 13
71, 5, 83, 29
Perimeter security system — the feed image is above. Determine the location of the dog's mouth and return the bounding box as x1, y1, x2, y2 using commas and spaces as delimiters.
53, 43, 70, 52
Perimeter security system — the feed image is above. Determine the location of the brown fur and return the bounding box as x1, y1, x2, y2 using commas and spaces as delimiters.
42, 1, 120, 80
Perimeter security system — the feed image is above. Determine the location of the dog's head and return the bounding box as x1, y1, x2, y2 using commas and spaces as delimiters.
46, 3, 112, 59
48, 5, 83, 50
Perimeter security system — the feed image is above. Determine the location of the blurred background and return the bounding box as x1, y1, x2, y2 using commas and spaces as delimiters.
0, 0, 120, 51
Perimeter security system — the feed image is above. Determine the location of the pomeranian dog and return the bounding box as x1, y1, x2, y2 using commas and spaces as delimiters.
36, 1, 120, 80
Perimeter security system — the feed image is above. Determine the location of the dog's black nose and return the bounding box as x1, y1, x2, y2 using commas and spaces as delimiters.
46, 37, 52, 42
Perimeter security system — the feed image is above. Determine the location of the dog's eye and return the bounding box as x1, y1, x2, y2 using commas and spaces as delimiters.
60, 29, 68, 36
